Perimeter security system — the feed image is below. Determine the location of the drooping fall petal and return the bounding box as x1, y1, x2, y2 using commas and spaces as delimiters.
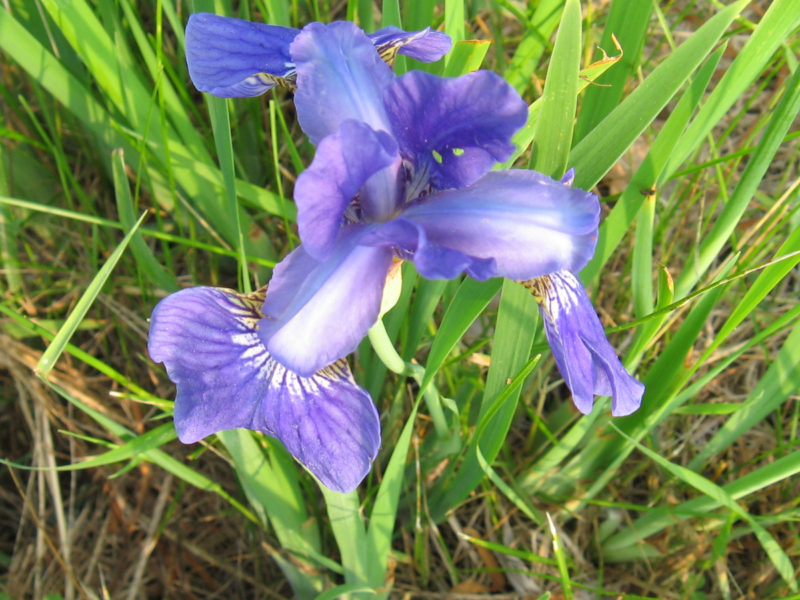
148, 286, 380, 492
526, 271, 644, 416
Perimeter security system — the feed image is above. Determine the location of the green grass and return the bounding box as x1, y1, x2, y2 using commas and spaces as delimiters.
1, 1, 799, 598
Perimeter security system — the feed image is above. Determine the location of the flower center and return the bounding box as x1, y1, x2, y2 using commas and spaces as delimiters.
402, 158, 433, 208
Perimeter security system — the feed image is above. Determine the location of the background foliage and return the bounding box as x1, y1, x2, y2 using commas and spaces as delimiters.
1, 0, 799, 598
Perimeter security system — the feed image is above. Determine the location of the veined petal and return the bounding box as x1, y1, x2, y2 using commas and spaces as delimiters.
527, 271, 644, 416
384, 70, 528, 189
295, 120, 400, 259
400, 170, 600, 280
292, 21, 393, 144
259, 227, 394, 375
147, 286, 380, 492
368, 26, 452, 64
148, 287, 267, 442
186, 13, 299, 97
254, 360, 380, 492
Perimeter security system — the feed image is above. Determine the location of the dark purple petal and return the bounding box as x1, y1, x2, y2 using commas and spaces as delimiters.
292, 21, 393, 144
384, 70, 528, 190
295, 120, 401, 259
259, 227, 394, 376
368, 26, 452, 63
400, 170, 600, 280
185, 13, 299, 97
253, 360, 380, 492
147, 286, 380, 492
529, 271, 644, 416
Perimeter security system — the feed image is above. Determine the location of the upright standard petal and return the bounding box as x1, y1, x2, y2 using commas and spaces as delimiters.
526, 271, 644, 416
400, 170, 600, 281
384, 70, 528, 189
368, 26, 452, 63
259, 227, 395, 376
148, 286, 380, 492
186, 13, 299, 96
295, 120, 400, 259
291, 21, 393, 144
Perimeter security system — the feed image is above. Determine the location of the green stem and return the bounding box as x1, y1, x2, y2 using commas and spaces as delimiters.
367, 320, 450, 439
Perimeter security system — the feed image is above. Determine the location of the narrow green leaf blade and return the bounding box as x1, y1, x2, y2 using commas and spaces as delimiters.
613, 425, 797, 591
663, 0, 800, 178
37, 211, 148, 375
112, 149, 178, 291
366, 398, 422, 588
573, 0, 652, 142
530, 0, 581, 177
570, 0, 748, 190
674, 62, 800, 298
421, 278, 502, 392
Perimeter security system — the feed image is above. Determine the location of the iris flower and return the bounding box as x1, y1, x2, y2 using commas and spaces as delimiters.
149, 18, 452, 493
148, 17, 642, 493
245, 21, 600, 376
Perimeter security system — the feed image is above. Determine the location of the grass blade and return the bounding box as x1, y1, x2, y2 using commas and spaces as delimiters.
504, 0, 564, 95
36, 211, 148, 376
207, 95, 251, 292
579, 45, 723, 284
420, 278, 502, 392
662, 0, 800, 178
573, 0, 651, 142
218, 430, 326, 599
673, 62, 800, 298
530, 0, 580, 177
687, 319, 800, 471
612, 424, 798, 591
112, 149, 178, 292
570, 0, 748, 190
366, 397, 422, 592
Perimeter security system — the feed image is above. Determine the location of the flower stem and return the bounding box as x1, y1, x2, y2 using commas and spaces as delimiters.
367, 320, 411, 377
367, 320, 451, 439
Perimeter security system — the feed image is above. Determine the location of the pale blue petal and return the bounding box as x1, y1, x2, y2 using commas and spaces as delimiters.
295, 120, 400, 259
292, 21, 393, 144
360, 218, 497, 280
400, 170, 600, 280
259, 227, 394, 376
368, 26, 452, 63
532, 271, 644, 416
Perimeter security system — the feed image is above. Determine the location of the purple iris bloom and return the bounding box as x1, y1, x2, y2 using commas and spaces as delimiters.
148, 287, 380, 493
185, 12, 451, 96
149, 18, 642, 493
526, 271, 644, 416
254, 22, 601, 376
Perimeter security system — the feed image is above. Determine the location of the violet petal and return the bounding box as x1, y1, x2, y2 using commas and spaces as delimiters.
384, 70, 528, 190
368, 26, 452, 63
400, 170, 600, 280
530, 271, 644, 416
295, 120, 400, 259
148, 286, 380, 492
292, 21, 393, 144
259, 227, 394, 376
185, 13, 298, 97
